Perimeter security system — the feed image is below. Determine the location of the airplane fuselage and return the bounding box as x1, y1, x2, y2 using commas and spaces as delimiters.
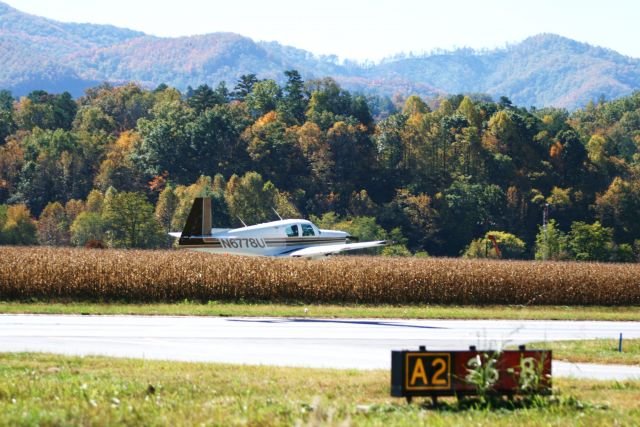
178, 219, 349, 256
173, 198, 385, 258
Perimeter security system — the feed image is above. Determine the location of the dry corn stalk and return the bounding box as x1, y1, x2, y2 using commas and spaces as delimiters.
0, 247, 638, 305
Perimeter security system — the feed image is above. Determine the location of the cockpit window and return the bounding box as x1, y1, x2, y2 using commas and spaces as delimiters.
301, 224, 315, 236
285, 224, 299, 237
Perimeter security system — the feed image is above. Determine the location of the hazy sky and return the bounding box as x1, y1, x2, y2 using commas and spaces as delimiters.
5, 0, 639, 61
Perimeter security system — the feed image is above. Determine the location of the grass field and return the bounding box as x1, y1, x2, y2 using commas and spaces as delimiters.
0, 353, 638, 426
518, 338, 640, 366
2, 246, 640, 306
3, 301, 640, 321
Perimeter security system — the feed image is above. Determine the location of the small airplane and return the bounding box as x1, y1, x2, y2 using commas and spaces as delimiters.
169, 197, 387, 258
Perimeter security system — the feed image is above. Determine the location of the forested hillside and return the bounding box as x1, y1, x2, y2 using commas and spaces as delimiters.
1, 72, 640, 261
1, 1, 639, 108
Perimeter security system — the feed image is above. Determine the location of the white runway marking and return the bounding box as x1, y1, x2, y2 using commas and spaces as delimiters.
0, 314, 639, 379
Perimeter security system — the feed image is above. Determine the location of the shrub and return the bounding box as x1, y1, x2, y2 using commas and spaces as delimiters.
464, 231, 526, 259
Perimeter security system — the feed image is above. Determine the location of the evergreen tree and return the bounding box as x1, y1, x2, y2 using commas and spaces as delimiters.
278, 70, 307, 125
188, 84, 219, 114
233, 74, 259, 100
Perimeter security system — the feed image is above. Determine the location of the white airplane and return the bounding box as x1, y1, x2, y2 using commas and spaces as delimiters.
169, 197, 387, 258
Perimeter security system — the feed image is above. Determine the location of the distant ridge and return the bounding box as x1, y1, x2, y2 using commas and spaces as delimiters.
1, 2, 639, 108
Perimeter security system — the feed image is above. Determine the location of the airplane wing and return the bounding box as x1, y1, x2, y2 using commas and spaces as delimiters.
286, 240, 387, 258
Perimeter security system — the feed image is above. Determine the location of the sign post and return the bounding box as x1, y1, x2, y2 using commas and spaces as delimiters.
391, 346, 552, 404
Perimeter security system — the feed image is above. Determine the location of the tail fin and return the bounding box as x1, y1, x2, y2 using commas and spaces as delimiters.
181, 197, 212, 237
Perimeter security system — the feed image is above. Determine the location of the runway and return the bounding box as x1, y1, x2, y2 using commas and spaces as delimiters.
1, 314, 639, 380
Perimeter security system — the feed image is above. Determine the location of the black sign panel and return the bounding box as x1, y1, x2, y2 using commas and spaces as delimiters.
404, 352, 451, 391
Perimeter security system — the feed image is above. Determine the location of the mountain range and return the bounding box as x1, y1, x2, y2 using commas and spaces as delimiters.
1, 1, 639, 109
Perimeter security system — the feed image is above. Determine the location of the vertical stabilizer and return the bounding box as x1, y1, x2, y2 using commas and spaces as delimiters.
181, 197, 212, 237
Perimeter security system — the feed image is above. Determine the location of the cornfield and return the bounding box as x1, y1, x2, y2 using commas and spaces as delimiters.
1, 246, 639, 306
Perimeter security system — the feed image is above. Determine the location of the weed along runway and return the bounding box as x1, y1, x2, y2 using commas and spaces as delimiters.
2, 314, 640, 380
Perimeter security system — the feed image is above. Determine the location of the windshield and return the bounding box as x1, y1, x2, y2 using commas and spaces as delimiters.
301, 223, 315, 236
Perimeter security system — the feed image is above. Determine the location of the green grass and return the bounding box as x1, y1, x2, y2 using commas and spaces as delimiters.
520, 339, 640, 366
0, 353, 638, 426
3, 301, 640, 321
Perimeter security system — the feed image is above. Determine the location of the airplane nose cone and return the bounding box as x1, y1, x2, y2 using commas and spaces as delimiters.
346, 234, 359, 243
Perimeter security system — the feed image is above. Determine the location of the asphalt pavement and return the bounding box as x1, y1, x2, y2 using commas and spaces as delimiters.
1, 314, 639, 379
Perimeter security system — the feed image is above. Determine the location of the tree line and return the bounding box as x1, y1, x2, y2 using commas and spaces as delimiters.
1, 72, 640, 261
